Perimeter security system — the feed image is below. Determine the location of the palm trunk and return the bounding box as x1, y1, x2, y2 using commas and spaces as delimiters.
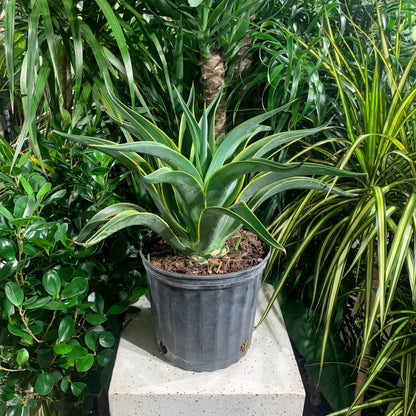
199, 53, 226, 139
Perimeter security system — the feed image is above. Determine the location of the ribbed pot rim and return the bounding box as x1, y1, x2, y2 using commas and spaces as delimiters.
139, 237, 270, 289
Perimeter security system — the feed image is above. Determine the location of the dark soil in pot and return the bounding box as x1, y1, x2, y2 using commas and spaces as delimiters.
142, 229, 267, 274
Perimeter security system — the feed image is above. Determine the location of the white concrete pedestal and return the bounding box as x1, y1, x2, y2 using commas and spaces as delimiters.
108, 283, 305, 415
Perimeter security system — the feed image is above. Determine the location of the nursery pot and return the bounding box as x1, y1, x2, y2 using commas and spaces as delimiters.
140, 245, 270, 372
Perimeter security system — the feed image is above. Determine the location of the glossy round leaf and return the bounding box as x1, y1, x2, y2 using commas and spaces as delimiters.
61, 277, 88, 300
52, 223, 68, 244
2, 298, 15, 317
99, 331, 115, 348
53, 343, 73, 355
0, 260, 18, 281
85, 313, 107, 325
55, 357, 75, 368
13, 195, 36, 219
76, 354, 94, 372
16, 348, 29, 366
42, 270, 61, 298
67, 345, 88, 360
5, 282, 24, 306
107, 301, 129, 315
85, 331, 99, 352
58, 316, 75, 342
88, 292, 104, 314
0, 238, 16, 260
97, 349, 114, 367
71, 381, 87, 397
110, 238, 129, 264
61, 377, 69, 393
35, 372, 54, 395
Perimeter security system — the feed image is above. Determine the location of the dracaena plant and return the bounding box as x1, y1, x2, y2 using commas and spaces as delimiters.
261, 2, 416, 414
57, 88, 356, 260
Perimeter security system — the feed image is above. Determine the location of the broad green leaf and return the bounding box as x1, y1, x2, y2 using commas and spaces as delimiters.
55, 356, 75, 368
70, 381, 87, 397
85, 331, 99, 352
88, 292, 104, 314
5, 282, 24, 307
35, 372, 54, 395
16, 348, 29, 366
99, 331, 115, 348
0, 205, 14, 220
19, 176, 35, 197
244, 176, 356, 211
76, 354, 95, 372
42, 270, 62, 298
36, 182, 52, 203
58, 317, 75, 343
53, 343, 73, 355
66, 345, 88, 360
61, 377, 69, 393
85, 313, 107, 325
61, 277, 88, 299
0, 260, 18, 281
107, 301, 130, 315
0, 238, 16, 260
14, 196, 37, 219
96, 349, 114, 367
56, 131, 152, 173
52, 223, 68, 244
8, 323, 33, 344
238, 125, 329, 160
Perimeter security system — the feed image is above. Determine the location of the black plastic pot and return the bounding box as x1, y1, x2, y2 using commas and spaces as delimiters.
140, 245, 270, 372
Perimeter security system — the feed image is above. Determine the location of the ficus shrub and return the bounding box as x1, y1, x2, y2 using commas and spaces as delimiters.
0, 152, 146, 416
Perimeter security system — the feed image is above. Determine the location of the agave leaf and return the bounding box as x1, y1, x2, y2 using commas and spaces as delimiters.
199, 201, 284, 255
78, 203, 191, 254
205, 105, 288, 179
55, 132, 152, 174
141, 167, 205, 239
91, 142, 202, 183
106, 89, 176, 149
205, 159, 299, 206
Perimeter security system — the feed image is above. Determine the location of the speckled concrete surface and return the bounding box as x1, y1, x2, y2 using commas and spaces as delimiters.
108, 283, 305, 415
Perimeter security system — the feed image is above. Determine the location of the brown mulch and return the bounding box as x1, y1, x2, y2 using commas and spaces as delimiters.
142, 229, 268, 275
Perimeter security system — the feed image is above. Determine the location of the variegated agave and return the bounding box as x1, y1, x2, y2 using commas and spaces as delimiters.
58, 89, 356, 259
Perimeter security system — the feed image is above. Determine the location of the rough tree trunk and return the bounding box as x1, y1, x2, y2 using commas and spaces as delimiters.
199, 53, 226, 139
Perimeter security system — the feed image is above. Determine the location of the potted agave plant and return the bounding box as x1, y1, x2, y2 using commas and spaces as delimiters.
57, 89, 355, 372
